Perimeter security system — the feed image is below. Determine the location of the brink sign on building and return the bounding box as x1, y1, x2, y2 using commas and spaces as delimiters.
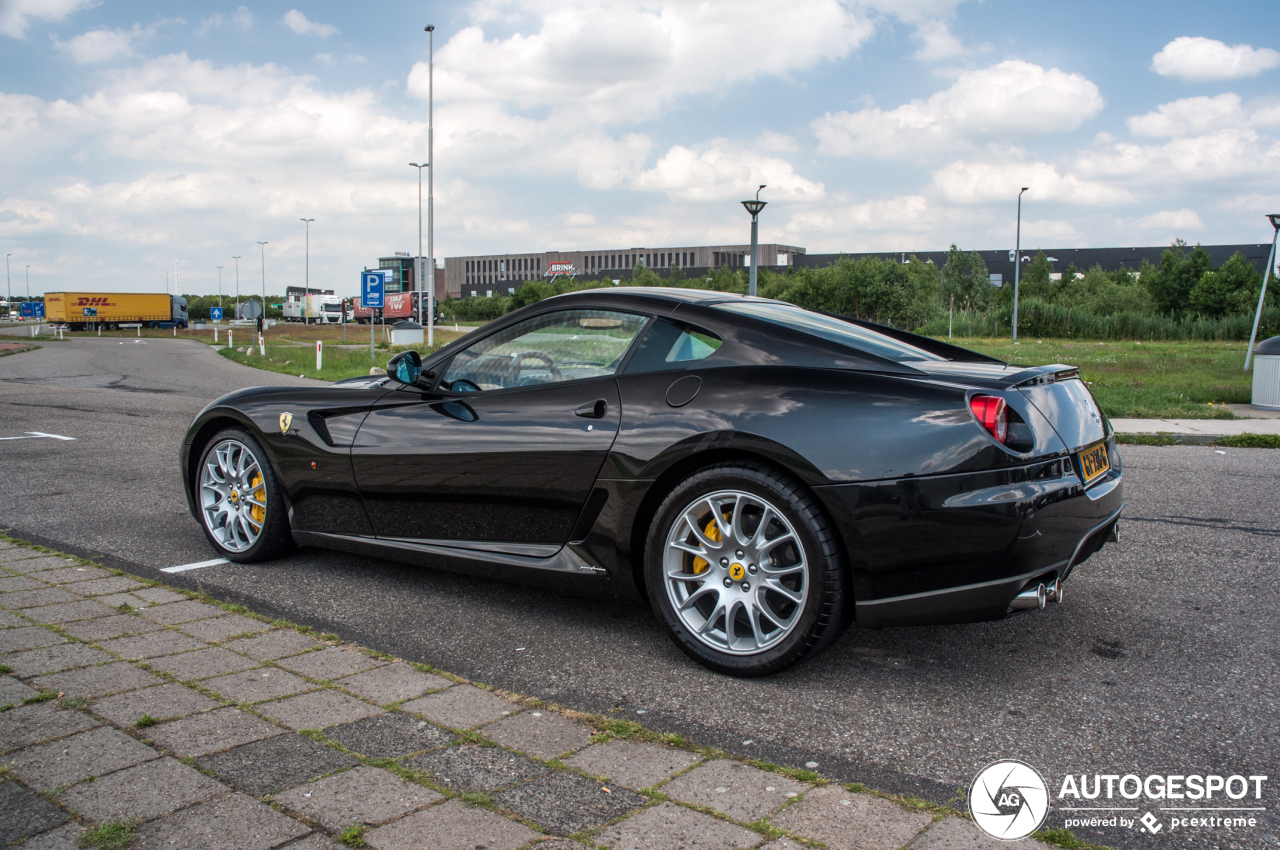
546, 261, 577, 278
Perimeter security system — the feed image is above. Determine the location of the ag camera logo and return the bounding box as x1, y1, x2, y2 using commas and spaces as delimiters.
970, 760, 1050, 840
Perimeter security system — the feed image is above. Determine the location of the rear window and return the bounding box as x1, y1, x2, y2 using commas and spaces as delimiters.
714, 301, 943, 363
623, 319, 723, 374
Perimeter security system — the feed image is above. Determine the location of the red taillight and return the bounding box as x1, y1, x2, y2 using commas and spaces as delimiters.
970, 395, 1008, 444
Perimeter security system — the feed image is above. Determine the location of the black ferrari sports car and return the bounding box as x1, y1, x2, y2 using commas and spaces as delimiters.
181, 287, 1121, 676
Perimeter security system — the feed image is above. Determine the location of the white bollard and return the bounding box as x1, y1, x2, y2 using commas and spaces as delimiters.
228, 330, 232, 350
137, 325, 140, 337
259, 333, 265, 357
316, 340, 323, 372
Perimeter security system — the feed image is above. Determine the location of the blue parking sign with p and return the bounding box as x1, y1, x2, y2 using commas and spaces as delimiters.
361, 271, 385, 308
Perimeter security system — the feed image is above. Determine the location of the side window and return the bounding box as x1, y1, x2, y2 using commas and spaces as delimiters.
622, 318, 723, 375
441, 309, 650, 392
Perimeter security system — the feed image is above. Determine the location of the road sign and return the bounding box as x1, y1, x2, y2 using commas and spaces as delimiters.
240, 300, 263, 320
82, 307, 97, 317
19, 302, 45, 319
361, 271, 385, 309
210, 307, 223, 321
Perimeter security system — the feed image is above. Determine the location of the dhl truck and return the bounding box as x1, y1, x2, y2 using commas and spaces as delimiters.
45, 293, 189, 330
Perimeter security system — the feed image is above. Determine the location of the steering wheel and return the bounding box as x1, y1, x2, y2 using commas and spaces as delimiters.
513, 350, 562, 382
448, 378, 482, 393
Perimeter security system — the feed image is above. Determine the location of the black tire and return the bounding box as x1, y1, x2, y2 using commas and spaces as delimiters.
193, 427, 295, 563
644, 461, 849, 677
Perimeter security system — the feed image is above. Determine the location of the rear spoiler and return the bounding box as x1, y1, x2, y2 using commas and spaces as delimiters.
1007, 365, 1080, 387
830, 315, 1007, 364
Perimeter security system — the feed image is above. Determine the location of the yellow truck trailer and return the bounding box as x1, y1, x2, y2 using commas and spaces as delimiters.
44, 292, 189, 330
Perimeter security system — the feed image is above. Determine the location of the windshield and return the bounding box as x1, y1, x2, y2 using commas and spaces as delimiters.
714, 301, 943, 363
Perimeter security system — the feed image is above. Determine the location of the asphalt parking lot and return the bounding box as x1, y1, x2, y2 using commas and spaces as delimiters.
2, 338, 1277, 849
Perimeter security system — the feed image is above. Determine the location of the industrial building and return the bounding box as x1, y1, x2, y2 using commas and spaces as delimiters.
445, 244, 805, 298
442, 242, 1273, 299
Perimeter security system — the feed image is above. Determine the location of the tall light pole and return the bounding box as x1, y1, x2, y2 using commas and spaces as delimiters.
1245, 213, 1280, 371
5, 254, 10, 313
232, 256, 242, 320
257, 242, 268, 329
174, 260, 179, 297
26, 265, 31, 300
425, 24, 436, 347
409, 163, 427, 326
740, 185, 767, 297
300, 218, 314, 325
216, 266, 224, 316
1012, 187, 1029, 342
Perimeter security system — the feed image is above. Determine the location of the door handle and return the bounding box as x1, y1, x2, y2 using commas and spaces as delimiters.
575, 399, 608, 419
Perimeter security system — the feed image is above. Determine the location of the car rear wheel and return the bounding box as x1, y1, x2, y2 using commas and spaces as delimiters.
195, 428, 294, 562
645, 462, 848, 676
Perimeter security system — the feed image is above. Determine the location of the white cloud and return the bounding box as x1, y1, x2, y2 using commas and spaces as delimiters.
1127, 93, 1280, 138
813, 60, 1104, 159
409, 0, 875, 123
197, 6, 253, 36
912, 20, 964, 61
631, 144, 824, 202
0, 0, 97, 39
283, 10, 338, 38
1133, 209, 1202, 231
1152, 37, 1280, 83
1076, 129, 1280, 186
931, 154, 1132, 205
51, 24, 149, 63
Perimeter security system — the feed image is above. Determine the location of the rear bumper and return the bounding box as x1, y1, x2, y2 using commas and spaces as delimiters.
814, 442, 1123, 628
853, 506, 1120, 628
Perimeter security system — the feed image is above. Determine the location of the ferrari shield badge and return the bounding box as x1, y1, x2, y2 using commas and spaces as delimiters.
279, 412, 293, 435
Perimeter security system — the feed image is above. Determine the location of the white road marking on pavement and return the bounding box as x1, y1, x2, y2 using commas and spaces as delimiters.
161, 558, 230, 573
0, 432, 76, 441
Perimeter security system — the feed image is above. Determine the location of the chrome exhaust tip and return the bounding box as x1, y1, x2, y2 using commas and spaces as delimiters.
1045, 578, 1064, 604
1010, 583, 1047, 612
1107, 521, 1120, 544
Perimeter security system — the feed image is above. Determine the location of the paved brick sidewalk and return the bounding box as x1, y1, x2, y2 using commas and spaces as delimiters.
0, 538, 1036, 850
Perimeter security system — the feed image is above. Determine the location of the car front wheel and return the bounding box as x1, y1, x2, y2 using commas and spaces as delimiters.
195, 428, 294, 562
645, 462, 848, 676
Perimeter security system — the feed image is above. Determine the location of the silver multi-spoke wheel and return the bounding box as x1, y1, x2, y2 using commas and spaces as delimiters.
663, 489, 809, 655
199, 439, 268, 553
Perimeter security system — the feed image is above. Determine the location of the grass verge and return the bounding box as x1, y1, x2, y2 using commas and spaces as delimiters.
936, 338, 1253, 419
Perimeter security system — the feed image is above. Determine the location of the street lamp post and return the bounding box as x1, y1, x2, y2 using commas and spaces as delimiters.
409, 163, 427, 327
216, 266, 224, 316
232, 256, 242, 321
300, 219, 314, 325
26, 265, 31, 300
425, 24, 436, 347
257, 242, 268, 333
1012, 187, 1028, 343
5, 254, 10, 314
1245, 213, 1280, 371
740, 185, 767, 297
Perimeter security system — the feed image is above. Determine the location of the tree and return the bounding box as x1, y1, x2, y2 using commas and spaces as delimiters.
1144, 240, 1211, 315
939, 246, 992, 311
1018, 251, 1055, 302
1189, 251, 1267, 318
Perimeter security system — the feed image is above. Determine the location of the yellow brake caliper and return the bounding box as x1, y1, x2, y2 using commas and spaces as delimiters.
248, 473, 265, 526
690, 513, 728, 575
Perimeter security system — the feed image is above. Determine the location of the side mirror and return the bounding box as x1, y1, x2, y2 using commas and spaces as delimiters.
386, 350, 423, 385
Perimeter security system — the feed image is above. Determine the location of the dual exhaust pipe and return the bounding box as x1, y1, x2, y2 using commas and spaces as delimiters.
1010, 578, 1064, 612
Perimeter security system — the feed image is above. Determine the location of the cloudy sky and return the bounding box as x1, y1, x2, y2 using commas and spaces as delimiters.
2, 0, 1279, 297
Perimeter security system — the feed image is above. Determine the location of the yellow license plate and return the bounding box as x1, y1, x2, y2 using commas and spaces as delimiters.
1078, 442, 1111, 484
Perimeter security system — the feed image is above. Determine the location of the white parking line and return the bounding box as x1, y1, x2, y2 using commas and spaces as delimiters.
161, 558, 230, 573
0, 432, 76, 441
